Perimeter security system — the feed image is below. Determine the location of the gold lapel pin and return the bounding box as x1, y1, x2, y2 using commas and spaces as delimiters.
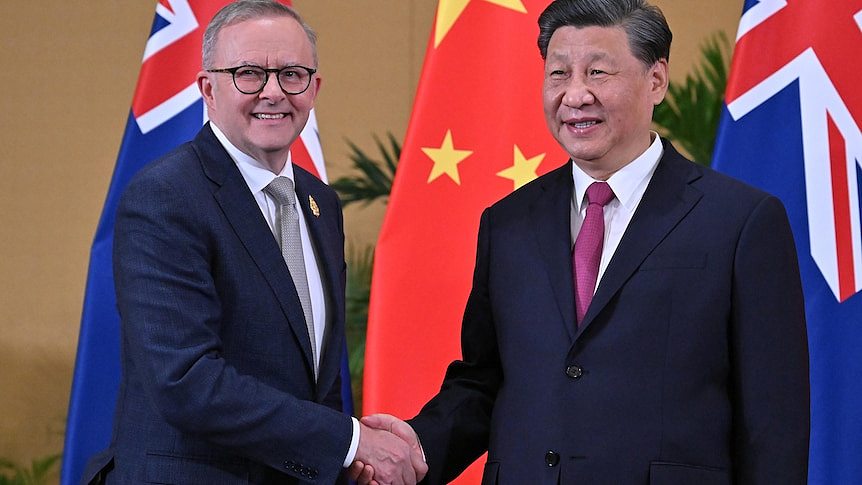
309, 195, 320, 217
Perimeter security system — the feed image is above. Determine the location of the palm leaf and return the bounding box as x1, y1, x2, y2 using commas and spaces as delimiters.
0, 454, 60, 485
28, 455, 60, 484
331, 133, 400, 207
653, 31, 731, 166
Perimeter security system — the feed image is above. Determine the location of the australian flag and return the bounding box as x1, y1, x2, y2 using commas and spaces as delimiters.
712, 1, 862, 483
61, 2, 347, 484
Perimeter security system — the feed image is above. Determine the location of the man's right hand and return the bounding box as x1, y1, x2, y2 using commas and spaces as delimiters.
353, 419, 427, 485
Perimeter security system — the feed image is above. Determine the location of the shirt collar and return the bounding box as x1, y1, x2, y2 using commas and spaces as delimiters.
210, 122, 294, 194
572, 132, 663, 212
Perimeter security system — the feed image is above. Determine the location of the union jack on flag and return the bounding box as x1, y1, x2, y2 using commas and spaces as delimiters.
62, 2, 339, 484
713, 1, 862, 483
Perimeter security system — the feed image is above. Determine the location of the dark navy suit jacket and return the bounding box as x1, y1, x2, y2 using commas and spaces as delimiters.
410, 140, 810, 485
83, 124, 351, 484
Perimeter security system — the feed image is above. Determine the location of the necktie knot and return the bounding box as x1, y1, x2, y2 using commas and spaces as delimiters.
265, 176, 297, 206
586, 181, 614, 207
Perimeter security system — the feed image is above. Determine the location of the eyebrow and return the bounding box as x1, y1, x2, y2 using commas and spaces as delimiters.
229, 59, 309, 67
546, 51, 610, 64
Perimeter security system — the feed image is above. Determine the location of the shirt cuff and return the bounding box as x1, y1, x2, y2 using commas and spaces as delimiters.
342, 417, 360, 468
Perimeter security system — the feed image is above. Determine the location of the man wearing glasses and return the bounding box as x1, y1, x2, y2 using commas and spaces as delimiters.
82, 1, 426, 484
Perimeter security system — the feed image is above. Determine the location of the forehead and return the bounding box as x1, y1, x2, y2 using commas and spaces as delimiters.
546, 25, 634, 61
213, 16, 314, 64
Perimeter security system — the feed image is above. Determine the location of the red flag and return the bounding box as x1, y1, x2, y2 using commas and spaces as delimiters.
364, 0, 564, 482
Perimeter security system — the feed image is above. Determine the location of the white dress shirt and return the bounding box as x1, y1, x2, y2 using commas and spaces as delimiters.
571, 133, 663, 293
210, 123, 359, 468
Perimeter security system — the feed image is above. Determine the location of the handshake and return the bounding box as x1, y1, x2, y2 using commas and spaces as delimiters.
348, 414, 428, 485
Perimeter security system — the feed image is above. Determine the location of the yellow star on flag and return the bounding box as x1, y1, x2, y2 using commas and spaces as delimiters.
497, 145, 545, 190
423, 130, 473, 185
434, 0, 528, 48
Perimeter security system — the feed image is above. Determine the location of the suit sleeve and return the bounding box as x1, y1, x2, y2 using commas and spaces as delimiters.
730, 195, 809, 483
113, 172, 351, 483
409, 209, 502, 484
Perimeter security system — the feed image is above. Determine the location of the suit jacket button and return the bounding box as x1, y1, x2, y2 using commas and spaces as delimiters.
545, 451, 560, 467
565, 365, 583, 379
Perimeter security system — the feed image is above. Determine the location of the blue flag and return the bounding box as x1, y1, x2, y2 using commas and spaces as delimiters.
712, 1, 862, 483
61, 2, 351, 483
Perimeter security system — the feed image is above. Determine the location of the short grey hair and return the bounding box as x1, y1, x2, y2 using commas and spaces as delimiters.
202, 0, 318, 68
537, 0, 672, 67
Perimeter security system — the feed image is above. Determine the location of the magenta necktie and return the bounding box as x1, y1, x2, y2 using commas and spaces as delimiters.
573, 182, 615, 326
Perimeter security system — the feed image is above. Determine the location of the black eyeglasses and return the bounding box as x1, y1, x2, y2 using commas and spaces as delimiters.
206, 65, 317, 95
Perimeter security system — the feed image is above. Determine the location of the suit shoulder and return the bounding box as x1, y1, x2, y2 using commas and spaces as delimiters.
487, 161, 571, 214
693, 162, 779, 207
667, 158, 792, 233
661, 139, 781, 210
127, 141, 202, 189
119, 141, 206, 210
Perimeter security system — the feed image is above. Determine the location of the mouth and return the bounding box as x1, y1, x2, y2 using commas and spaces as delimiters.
563, 117, 602, 135
253, 113, 288, 120
564, 118, 600, 128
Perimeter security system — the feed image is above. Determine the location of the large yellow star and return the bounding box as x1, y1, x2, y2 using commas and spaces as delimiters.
434, 0, 528, 48
423, 130, 473, 185
497, 145, 545, 190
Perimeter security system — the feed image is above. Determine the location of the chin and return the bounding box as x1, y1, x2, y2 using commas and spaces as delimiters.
564, 144, 607, 163
253, 131, 297, 148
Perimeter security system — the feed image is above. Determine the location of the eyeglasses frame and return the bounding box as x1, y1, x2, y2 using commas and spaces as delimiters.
206, 64, 318, 95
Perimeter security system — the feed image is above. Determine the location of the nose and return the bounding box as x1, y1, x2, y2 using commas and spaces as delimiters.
561, 76, 595, 109
259, 71, 286, 102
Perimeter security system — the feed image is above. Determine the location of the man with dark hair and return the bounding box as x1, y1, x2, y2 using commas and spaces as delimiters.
358, 0, 809, 483
81, 1, 425, 484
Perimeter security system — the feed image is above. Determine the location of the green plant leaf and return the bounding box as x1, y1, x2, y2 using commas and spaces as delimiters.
653, 31, 731, 166
0, 454, 60, 485
331, 133, 401, 207
29, 455, 61, 483
0, 457, 22, 485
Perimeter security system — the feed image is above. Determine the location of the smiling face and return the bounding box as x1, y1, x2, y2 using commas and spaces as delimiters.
198, 15, 320, 172
542, 25, 667, 179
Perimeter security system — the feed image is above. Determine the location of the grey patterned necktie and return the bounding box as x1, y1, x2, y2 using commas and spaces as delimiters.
264, 176, 317, 378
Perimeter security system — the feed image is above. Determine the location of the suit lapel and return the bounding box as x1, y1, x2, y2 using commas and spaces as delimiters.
576, 141, 704, 336
293, 167, 345, 399
529, 163, 578, 342
195, 125, 317, 378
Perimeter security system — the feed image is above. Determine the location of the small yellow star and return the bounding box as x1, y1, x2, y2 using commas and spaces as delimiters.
497, 145, 545, 190
434, 0, 528, 48
422, 130, 473, 185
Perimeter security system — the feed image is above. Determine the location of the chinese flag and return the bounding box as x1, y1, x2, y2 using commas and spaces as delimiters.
363, 0, 564, 482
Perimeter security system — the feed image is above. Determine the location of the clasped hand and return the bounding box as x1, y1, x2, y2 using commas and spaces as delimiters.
349, 414, 427, 485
